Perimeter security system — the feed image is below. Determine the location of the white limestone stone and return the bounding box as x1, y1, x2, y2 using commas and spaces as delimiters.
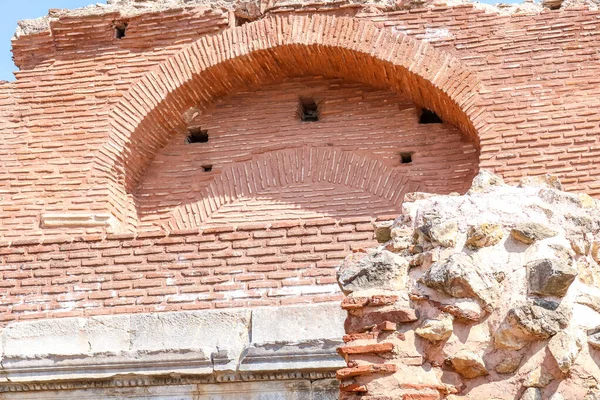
130, 309, 251, 353
2, 318, 90, 358
251, 303, 345, 344
85, 315, 132, 354
0, 304, 344, 383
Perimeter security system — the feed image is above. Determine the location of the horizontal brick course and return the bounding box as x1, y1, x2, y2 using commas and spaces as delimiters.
0, 219, 374, 325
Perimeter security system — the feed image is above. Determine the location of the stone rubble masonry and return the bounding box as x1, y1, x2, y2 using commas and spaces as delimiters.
336, 171, 600, 400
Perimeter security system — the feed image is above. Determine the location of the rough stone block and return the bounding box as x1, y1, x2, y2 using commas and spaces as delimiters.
337, 249, 410, 294
449, 350, 488, 379
420, 253, 499, 310
494, 299, 571, 350
527, 258, 577, 297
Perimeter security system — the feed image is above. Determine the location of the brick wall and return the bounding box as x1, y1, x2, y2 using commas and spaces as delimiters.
137, 76, 477, 230
1, 7, 231, 239
3, 6, 600, 237
1, 2, 600, 324
0, 217, 385, 326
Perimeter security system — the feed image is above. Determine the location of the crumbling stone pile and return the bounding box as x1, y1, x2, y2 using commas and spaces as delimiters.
337, 171, 600, 399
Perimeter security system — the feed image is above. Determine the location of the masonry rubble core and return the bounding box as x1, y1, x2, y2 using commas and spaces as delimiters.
337, 172, 600, 399
1, 0, 600, 398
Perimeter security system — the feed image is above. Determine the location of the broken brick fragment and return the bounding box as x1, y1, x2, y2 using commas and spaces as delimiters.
337, 342, 395, 356
339, 383, 368, 393
369, 295, 399, 306
341, 297, 370, 310
336, 364, 398, 379
343, 332, 378, 342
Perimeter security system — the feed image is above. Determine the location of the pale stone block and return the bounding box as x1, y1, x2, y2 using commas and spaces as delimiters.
2, 318, 89, 358
195, 381, 313, 400
0, 384, 197, 399
240, 341, 344, 372
0, 305, 345, 383
0, 380, 337, 400
85, 315, 131, 354
312, 379, 339, 400
40, 213, 116, 229
251, 303, 345, 344
129, 309, 251, 353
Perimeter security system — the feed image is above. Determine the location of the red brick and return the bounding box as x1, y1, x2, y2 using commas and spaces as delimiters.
341, 297, 369, 310
337, 342, 395, 356
314, 243, 346, 252
287, 227, 319, 237
88, 291, 116, 300
300, 236, 332, 245
164, 245, 197, 253
132, 281, 163, 289
218, 232, 251, 241
246, 247, 277, 257
339, 383, 368, 393
336, 364, 397, 379
369, 295, 399, 307
342, 332, 378, 343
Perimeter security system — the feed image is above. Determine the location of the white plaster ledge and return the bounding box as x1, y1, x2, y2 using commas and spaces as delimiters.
40, 213, 117, 229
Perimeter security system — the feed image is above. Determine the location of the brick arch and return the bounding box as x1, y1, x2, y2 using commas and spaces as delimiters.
163, 147, 413, 230
92, 14, 485, 230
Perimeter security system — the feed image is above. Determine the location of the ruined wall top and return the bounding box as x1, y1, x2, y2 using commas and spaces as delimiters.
13, 0, 599, 38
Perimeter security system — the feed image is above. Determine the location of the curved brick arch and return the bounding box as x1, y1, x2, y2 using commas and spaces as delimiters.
93, 14, 484, 229
164, 147, 413, 230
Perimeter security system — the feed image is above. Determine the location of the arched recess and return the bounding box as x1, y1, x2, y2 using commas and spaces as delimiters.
90, 14, 485, 231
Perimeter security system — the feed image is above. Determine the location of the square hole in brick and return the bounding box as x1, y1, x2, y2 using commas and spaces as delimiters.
235, 15, 252, 26
399, 152, 413, 164
187, 127, 209, 143
299, 97, 319, 122
419, 108, 442, 124
202, 165, 213, 172
115, 23, 128, 39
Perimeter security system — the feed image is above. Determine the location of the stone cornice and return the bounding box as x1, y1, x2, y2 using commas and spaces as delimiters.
0, 371, 337, 393
0, 304, 345, 391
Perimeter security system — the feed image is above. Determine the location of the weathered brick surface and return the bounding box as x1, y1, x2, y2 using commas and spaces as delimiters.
137, 76, 476, 229
0, 219, 377, 325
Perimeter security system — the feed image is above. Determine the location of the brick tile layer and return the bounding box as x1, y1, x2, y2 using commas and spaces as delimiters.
0, 219, 380, 325
1, 2, 599, 324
